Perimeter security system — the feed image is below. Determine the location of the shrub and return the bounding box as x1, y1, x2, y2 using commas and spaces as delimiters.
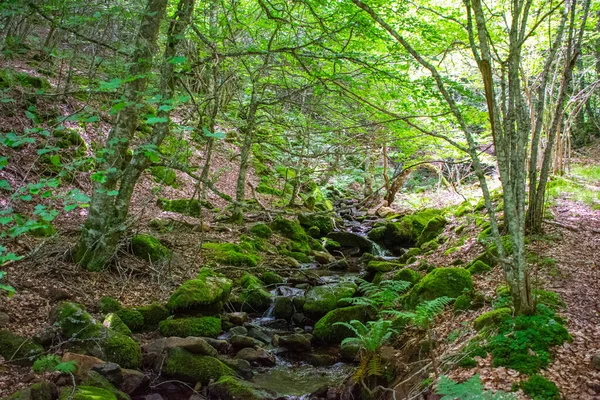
520, 375, 560, 400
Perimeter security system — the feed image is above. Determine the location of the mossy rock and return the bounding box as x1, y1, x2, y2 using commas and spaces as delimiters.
202, 242, 259, 268
297, 212, 334, 237
261, 271, 283, 285
393, 268, 421, 285
103, 313, 132, 336
307, 226, 321, 238
135, 302, 170, 330
399, 247, 421, 263
303, 282, 358, 320
366, 260, 403, 273
367, 226, 386, 242
83, 371, 129, 400
149, 166, 177, 187
54, 302, 103, 339
6, 381, 55, 400
167, 268, 232, 314
157, 198, 213, 217
467, 260, 491, 275
313, 306, 375, 343
163, 348, 233, 384
159, 316, 222, 338
454, 292, 485, 313
249, 223, 272, 239
271, 217, 309, 243
0, 330, 43, 365
58, 386, 117, 400
98, 297, 121, 314
473, 308, 512, 331
404, 268, 473, 308
288, 251, 311, 263
102, 331, 142, 369
210, 376, 274, 400
273, 296, 295, 320
323, 238, 341, 251
239, 273, 272, 313
453, 201, 473, 217
0, 68, 51, 90
420, 239, 439, 252
308, 237, 326, 252
130, 234, 171, 262
115, 309, 144, 332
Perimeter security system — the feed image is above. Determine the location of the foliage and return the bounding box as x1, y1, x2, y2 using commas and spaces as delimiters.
313, 306, 376, 344
0, 271, 15, 297
32, 355, 77, 374
340, 279, 411, 312
519, 375, 561, 400
436, 375, 517, 399
385, 296, 453, 330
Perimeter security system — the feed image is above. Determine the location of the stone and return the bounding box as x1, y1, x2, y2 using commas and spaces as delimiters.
278, 333, 312, 352
247, 326, 271, 344
166, 268, 232, 314
273, 296, 294, 320
235, 347, 276, 367
377, 206, 396, 218
303, 282, 358, 320
0, 312, 9, 328
120, 368, 149, 395
291, 313, 309, 327
304, 353, 337, 367
4, 382, 56, 400
230, 335, 264, 350
218, 357, 253, 379
165, 337, 218, 356
340, 341, 360, 361
61, 353, 104, 379
326, 259, 349, 271
92, 362, 123, 387
202, 337, 231, 354
229, 326, 248, 336
162, 348, 233, 385
312, 251, 335, 265
32, 326, 59, 347
48, 287, 71, 302
326, 232, 373, 253
226, 312, 248, 325
209, 376, 275, 400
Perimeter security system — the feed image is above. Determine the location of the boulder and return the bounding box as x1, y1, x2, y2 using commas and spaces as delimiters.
2, 382, 55, 400
225, 312, 248, 325
234, 347, 275, 367
202, 337, 231, 354
58, 386, 118, 400
209, 376, 275, 400
219, 357, 253, 379
229, 326, 248, 336
92, 362, 123, 387
340, 341, 360, 361
158, 317, 221, 338
326, 232, 373, 253
313, 306, 376, 344
366, 261, 403, 273
0, 330, 43, 365
312, 251, 335, 265
393, 268, 421, 285
142, 336, 217, 357
162, 348, 232, 385
230, 335, 264, 351
404, 268, 473, 308
167, 268, 232, 315
130, 234, 171, 262
62, 353, 105, 379
120, 369, 149, 395
247, 326, 271, 344
273, 296, 294, 320
82, 371, 129, 400
303, 282, 358, 319
239, 274, 272, 313
298, 213, 335, 237
278, 333, 312, 352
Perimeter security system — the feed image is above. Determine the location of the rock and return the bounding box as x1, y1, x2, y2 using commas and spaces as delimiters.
278, 333, 312, 352
366, 260, 403, 273
260, 271, 284, 285
159, 316, 222, 338
0, 330, 43, 366
225, 312, 248, 325
48, 287, 71, 302
0, 312, 9, 328
262, 318, 289, 330
239, 273, 273, 313
298, 213, 335, 237
592, 353, 600, 370
166, 336, 218, 356
163, 348, 232, 385
131, 234, 172, 262
58, 385, 120, 400
340, 341, 360, 361
166, 268, 232, 315
273, 296, 294, 320
304, 353, 337, 367
247, 326, 271, 344
313, 306, 376, 344
92, 362, 123, 387
291, 313, 309, 327
303, 282, 358, 320
326, 259, 349, 271
326, 232, 373, 253
83, 370, 129, 400
229, 326, 248, 336
134, 303, 170, 330
202, 337, 231, 354
393, 268, 421, 285
209, 376, 275, 400
120, 369, 149, 395
404, 267, 473, 308
32, 326, 59, 347
230, 335, 264, 350
2, 381, 55, 400
312, 251, 335, 265
235, 347, 276, 367
218, 357, 253, 379
144, 395, 164, 400
377, 206, 396, 218
62, 353, 105, 379
104, 313, 133, 337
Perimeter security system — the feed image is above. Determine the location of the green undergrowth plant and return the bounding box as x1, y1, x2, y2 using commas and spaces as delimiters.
32, 354, 77, 374
340, 278, 411, 313
519, 374, 560, 400
436, 375, 516, 399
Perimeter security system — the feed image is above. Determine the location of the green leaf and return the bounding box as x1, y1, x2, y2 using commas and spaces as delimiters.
107, 190, 119, 196
202, 127, 225, 139
146, 117, 168, 125
169, 56, 187, 64
0, 180, 10, 191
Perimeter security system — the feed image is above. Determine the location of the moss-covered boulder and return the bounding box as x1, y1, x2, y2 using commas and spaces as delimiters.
157, 198, 213, 217
159, 316, 221, 338
383, 210, 448, 251
303, 282, 358, 320
130, 234, 171, 262
420, 239, 439, 252
82, 371, 129, 400
239, 273, 272, 313
405, 268, 473, 308
393, 268, 421, 285
209, 376, 274, 400
313, 306, 375, 343
167, 268, 232, 314
101, 332, 142, 369
5, 381, 55, 400
367, 226, 386, 242
58, 386, 117, 400
273, 297, 294, 320
473, 308, 512, 331
54, 302, 103, 339
98, 297, 121, 314
103, 313, 132, 336
135, 302, 170, 330
366, 260, 403, 273
0, 330, 43, 365
249, 223, 272, 239
453, 201, 473, 217
325, 232, 373, 253
271, 217, 308, 242
467, 260, 492, 275
115, 309, 144, 332
260, 271, 283, 285
150, 166, 177, 187
163, 348, 233, 384
297, 213, 334, 237
202, 242, 259, 267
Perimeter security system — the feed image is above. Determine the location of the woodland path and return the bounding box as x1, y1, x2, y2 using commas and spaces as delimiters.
542, 198, 600, 399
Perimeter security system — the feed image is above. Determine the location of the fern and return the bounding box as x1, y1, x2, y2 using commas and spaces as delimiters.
436, 375, 517, 399
32, 354, 77, 374
384, 296, 453, 330
340, 279, 411, 312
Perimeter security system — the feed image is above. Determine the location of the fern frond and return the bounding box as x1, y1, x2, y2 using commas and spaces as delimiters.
367, 354, 383, 377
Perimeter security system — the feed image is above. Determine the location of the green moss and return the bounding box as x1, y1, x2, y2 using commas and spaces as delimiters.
367, 226, 386, 242
257, 181, 284, 196
520, 375, 560, 400
288, 251, 311, 263
249, 223, 272, 238
399, 247, 422, 262
453, 201, 473, 217
99, 297, 121, 314
0, 330, 43, 365
297, 213, 334, 236
202, 242, 259, 267
533, 289, 565, 311
453, 295, 472, 313
366, 260, 403, 273
54, 302, 103, 339
135, 302, 170, 330
115, 308, 144, 332
156, 198, 213, 217
102, 331, 141, 369
467, 260, 491, 275
474, 308, 512, 331
83, 371, 129, 400
313, 306, 375, 343
167, 268, 232, 314
303, 282, 358, 319
159, 316, 222, 338
393, 268, 421, 285
239, 274, 272, 313
271, 217, 309, 242
307, 226, 321, 238
103, 313, 132, 336
150, 166, 177, 187
131, 234, 171, 262
261, 271, 283, 285
163, 348, 233, 384
210, 376, 273, 400
7, 382, 54, 400
405, 268, 473, 308
59, 386, 117, 400
488, 305, 570, 374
